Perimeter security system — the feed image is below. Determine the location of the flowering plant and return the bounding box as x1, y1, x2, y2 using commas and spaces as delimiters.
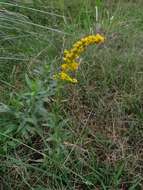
54, 33, 105, 83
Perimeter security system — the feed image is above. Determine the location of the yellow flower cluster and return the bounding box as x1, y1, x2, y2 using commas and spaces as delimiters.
54, 71, 77, 83
54, 33, 105, 83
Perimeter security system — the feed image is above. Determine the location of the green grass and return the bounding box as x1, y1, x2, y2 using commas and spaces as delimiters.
0, 0, 143, 189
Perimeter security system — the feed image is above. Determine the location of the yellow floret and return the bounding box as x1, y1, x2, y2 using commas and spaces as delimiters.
53, 72, 77, 83
61, 62, 79, 71
94, 33, 105, 43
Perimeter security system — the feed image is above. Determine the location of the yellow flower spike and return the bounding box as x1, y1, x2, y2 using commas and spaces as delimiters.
64, 34, 105, 63
53, 33, 105, 84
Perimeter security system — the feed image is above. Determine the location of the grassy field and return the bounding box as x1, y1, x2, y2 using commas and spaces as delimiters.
0, 0, 143, 189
